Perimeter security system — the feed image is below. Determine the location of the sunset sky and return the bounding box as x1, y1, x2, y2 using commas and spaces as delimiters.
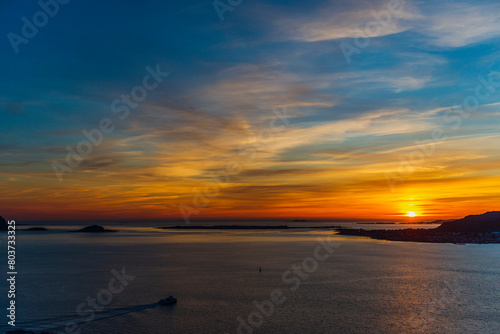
1, 0, 500, 221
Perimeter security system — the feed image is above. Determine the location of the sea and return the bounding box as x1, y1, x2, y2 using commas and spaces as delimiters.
1, 221, 500, 334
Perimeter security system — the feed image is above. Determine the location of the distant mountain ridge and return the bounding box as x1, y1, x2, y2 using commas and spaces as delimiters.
436, 211, 500, 233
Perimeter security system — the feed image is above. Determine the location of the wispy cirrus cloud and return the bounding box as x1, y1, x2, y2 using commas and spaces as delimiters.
274, 0, 419, 42
266, 0, 500, 49
421, 3, 500, 47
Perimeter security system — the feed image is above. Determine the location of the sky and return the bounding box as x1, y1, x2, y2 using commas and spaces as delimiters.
1, 0, 500, 221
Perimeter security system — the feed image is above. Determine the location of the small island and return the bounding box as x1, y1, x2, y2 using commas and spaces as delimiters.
24, 227, 48, 231
158, 225, 342, 230
159, 225, 292, 230
289, 219, 319, 222
337, 211, 500, 244
70, 225, 117, 233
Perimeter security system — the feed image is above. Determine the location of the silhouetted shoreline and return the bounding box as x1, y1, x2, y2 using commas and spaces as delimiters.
337, 211, 500, 244
336, 228, 500, 244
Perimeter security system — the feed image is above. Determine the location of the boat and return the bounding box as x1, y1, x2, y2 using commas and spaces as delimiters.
159, 296, 177, 305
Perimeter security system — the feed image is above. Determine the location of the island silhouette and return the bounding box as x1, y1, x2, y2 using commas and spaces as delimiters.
70, 225, 117, 233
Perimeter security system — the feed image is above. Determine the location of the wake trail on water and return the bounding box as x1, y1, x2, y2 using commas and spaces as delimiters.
1, 302, 160, 332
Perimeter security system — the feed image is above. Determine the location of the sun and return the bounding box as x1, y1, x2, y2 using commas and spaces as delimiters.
406, 211, 417, 217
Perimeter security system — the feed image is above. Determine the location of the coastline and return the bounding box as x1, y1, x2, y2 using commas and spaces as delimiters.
336, 228, 500, 244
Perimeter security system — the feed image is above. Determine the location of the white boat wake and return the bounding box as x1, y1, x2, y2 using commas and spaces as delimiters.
1, 302, 163, 332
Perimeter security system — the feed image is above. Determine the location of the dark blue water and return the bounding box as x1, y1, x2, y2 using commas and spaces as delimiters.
1, 227, 499, 333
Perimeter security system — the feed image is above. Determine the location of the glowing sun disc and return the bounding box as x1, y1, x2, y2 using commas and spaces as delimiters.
407, 211, 417, 217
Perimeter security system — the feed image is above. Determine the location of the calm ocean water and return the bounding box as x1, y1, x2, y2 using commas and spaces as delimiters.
1, 224, 500, 333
